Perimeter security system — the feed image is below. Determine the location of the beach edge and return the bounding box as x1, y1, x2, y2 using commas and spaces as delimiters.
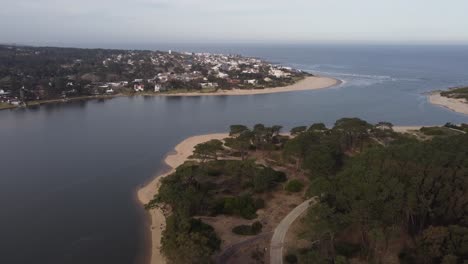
136, 133, 229, 264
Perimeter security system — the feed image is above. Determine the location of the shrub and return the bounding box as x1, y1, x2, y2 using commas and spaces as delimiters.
285, 254, 298, 263
420, 127, 445, 136
285, 179, 304, 193
252, 167, 287, 192
232, 221, 263, 235
335, 241, 361, 257
222, 195, 258, 219
290, 126, 307, 136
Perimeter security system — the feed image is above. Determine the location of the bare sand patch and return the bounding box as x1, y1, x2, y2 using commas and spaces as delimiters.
429, 92, 468, 115
161, 76, 341, 97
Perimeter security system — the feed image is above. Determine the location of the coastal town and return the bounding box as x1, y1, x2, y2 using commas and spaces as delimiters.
0, 45, 309, 108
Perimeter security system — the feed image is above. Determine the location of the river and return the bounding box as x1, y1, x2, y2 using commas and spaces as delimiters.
0, 44, 467, 264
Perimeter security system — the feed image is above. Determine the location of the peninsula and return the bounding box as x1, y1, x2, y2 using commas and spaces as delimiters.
428, 86, 468, 115
0, 45, 339, 109
139, 120, 468, 264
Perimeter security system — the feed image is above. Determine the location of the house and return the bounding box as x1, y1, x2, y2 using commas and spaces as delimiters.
217, 72, 229, 79
245, 79, 258, 85
134, 84, 145, 92
105, 88, 114, 94
200, 82, 218, 89
269, 69, 290, 78
9, 99, 20, 106
228, 79, 241, 85
154, 84, 162, 92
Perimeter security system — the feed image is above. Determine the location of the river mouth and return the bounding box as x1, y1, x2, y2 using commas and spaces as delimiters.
1, 44, 468, 264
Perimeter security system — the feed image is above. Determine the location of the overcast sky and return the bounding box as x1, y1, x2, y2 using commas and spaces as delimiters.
2, 0, 468, 46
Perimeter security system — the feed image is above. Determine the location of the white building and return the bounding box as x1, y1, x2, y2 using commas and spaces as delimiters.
200, 82, 218, 89
217, 72, 229, 79
134, 84, 144, 92
269, 69, 290, 78
154, 84, 162, 92
105, 88, 114, 94
245, 79, 258, 85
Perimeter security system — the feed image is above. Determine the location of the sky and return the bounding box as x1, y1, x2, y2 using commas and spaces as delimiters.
1, 0, 468, 46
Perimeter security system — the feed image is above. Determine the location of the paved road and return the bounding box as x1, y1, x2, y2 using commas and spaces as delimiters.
270, 198, 314, 264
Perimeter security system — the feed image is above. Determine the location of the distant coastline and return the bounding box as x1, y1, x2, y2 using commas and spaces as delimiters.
159, 76, 341, 96
0, 76, 341, 111
428, 91, 468, 115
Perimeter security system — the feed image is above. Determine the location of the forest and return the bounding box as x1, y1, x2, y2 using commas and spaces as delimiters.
146, 119, 468, 264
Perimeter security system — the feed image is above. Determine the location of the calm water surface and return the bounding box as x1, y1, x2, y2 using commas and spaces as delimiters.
1, 45, 467, 264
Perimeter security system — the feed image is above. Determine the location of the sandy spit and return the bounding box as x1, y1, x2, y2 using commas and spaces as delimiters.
428, 92, 468, 115
392, 126, 424, 133
160, 76, 341, 97
137, 133, 229, 264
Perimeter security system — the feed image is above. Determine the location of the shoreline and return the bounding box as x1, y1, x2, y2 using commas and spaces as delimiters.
428, 91, 468, 115
160, 76, 341, 96
136, 133, 229, 264
0, 76, 341, 111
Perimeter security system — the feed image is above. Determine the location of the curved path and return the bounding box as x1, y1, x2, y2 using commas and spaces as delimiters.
270, 198, 314, 264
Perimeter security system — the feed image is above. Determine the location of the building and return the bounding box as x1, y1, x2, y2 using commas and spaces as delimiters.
269, 69, 290, 78
228, 79, 241, 85
217, 72, 229, 79
134, 84, 145, 92
200, 82, 218, 89
154, 84, 162, 92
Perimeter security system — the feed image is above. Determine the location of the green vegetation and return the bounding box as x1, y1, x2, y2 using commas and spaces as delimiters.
147, 119, 468, 263
218, 195, 263, 219
290, 126, 307, 136
163, 217, 220, 264
420, 126, 462, 137
445, 122, 468, 133
285, 254, 299, 264
147, 158, 286, 261
191, 139, 224, 162
0, 102, 14, 110
285, 179, 304, 193
308, 123, 327, 132
440, 86, 468, 101
300, 128, 468, 263
232, 221, 263, 236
